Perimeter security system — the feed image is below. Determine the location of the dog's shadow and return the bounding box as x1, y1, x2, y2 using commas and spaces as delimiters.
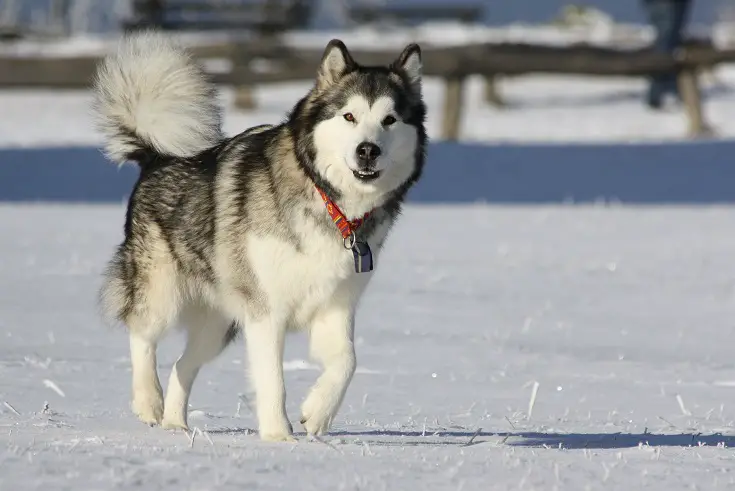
327, 429, 735, 449
201, 427, 734, 449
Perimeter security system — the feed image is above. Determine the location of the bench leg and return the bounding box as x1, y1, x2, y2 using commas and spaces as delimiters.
442, 76, 465, 141
234, 85, 257, 111
483, 74, 505, 108
677, 68, 712, 138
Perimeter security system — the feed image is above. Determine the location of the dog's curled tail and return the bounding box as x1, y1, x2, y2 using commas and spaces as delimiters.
93, 31, 222, 165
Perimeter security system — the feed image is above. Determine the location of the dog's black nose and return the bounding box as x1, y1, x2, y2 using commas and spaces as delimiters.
356, 142, 381, 164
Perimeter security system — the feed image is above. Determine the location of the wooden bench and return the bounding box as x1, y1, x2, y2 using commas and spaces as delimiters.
124, 0, 311, 34
123, 1, 311, 108
436, 39, 726, 140
2, 40, 732, 141
0, 26, 24, 41
0, 0, 74, 40
349, 4, 484, 26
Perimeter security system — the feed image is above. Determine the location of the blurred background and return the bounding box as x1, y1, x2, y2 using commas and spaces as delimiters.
1, 0, 735, 203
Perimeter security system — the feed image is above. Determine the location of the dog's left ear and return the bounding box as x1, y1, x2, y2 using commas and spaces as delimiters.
392, 44, 422, 89
317, 39, 356, 90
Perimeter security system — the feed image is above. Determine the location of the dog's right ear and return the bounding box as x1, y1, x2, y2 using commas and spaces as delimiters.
317, 39, 355, 90
392, 43, 422, 91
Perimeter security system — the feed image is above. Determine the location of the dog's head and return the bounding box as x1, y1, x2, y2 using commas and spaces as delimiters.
291, 39, 427, 211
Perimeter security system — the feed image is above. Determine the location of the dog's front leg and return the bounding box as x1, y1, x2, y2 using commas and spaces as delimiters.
300, 303, 356, 436
244, 315, 294, 442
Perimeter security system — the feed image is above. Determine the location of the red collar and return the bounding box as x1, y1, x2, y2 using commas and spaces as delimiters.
316, 187, 370, 241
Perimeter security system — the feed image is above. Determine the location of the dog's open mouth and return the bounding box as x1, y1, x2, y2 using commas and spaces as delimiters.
353, 169, 381, 182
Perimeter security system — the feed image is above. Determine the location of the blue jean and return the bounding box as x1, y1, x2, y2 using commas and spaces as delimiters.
642, 0, 692, 106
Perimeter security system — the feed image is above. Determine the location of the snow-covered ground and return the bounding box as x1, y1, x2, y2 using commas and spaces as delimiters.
1, 204, 735, 490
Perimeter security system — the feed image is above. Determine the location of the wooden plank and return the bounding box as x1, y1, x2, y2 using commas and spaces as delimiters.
127, 18, 288, 32
151, 2, 269, 13
425, 44, 735, 77
126, 0, 308, 32
219, 62, 313, 84
187, 39, 283, 58
222, 43, 735, 80
350, 5, 483, 24
0, 56, 98, 88
0, 27, 25, 41
129, 0, 271, 16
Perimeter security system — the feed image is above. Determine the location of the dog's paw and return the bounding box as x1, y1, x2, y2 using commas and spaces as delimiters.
132, 392, 164, 426
161, 415, 189, 432
300, 414, 332, 436
258, 418, 295, 442
260, 432, 298, 443
300, 392, 336, 436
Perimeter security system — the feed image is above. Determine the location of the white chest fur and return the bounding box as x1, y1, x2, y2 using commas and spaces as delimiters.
244, 216, 388, 327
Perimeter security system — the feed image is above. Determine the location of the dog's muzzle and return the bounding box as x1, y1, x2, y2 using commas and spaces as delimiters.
354, 142, 382, 181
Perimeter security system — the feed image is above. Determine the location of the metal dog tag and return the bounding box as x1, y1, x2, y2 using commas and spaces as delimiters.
351, 241, 374, 273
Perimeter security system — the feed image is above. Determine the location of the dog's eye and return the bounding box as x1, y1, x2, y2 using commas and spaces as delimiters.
382, 115, 397, 126
343, 113, 356, 123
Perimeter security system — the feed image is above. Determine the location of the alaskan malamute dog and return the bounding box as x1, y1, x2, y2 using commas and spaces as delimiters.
92, 32, 426, 441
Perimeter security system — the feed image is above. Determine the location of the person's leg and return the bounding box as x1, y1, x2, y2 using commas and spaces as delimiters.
661, 0, 692, 98
644, 0, 692, 106
644, 0, 671, 107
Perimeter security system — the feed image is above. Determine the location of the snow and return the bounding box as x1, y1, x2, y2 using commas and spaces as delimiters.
1, 204, 735, 490
0, 23, 658, 57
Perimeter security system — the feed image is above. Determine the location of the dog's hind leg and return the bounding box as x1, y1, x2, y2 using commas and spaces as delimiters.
128, 333, 166, 425
300, 302, 356, 436
162, 306, 237, 431
127, 273, 181, 425
101, 242, 182, 426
